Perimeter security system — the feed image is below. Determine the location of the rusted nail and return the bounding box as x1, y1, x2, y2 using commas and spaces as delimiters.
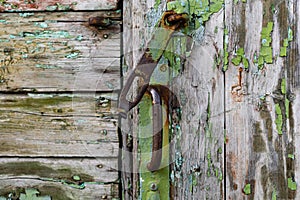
147, 87, 163, 172
89, 17, 112, 27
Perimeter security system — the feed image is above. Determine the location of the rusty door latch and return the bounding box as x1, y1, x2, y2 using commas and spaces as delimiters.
147, 87, 163, 172
118, 10, 188, 118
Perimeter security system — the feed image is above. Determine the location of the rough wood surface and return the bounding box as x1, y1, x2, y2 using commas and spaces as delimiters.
169, 13, 225, 199
0, 94, 118, 157
122, 0, 300, 199
0, 11, 121, 92
0, 0, 119, 12
225, 0, 299, 199
0, 180, 118, 200
0, 3, 121, 199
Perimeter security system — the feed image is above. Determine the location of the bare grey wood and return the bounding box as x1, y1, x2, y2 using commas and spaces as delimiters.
0, 180, 118, 200
225, 0, 299, 199
0, 94, 119, 157
0, 0, 119, 12
169, 12, 225, 200
0, 11, 121, 92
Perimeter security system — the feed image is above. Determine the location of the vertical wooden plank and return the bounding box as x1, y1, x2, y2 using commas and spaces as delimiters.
121, 0, 164, 199
170, 12, 225, 200
225, 0, 299, 199
122, 0, 225, 199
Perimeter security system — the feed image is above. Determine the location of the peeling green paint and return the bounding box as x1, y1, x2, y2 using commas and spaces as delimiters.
19, 13, 35, 18
275, 103, 283, 135
256, 22, 274, 69
65, 51, 80, 59
243, 183, 251, 195
288, 154, 295, 160
154, 0, 161, 9
19, 189, 51, 200
279, 28, 293, 57
288, 178, 297, 191
167, 0, 224, 26
34, 22, 48, 28
231, 48, 249, 69
18, 30, 72, 39
272, 189, 277, 200
281, 78, 286, 94
75, 35, 83, 41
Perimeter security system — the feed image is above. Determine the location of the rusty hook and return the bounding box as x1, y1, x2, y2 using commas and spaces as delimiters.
147, 87, 163, 172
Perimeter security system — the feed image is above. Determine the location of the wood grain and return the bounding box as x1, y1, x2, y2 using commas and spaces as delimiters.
0, 94, 119, 157
0, 0, 119, 12
0, 11, 121, 92
225, 0, 299, 199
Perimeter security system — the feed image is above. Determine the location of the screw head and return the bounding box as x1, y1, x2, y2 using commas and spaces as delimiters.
103, 34, 109, 39
159, 64, 167, 72
150, 183, 158, 191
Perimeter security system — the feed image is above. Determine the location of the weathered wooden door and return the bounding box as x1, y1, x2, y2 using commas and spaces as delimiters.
121, 0, 300, 199
0, 1, 121, 199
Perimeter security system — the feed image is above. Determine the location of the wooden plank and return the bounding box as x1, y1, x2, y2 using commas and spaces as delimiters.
0, 94, 119, 157
0, 0, 119, 12
169, 14, 225, 200
225, 0, 299, 199
0, 181, 118, 200
122, 0, 225, 199
0, 11, 121, 92
0, 158, 118, 182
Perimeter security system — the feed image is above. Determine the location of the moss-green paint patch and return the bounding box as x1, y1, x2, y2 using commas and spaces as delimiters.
0, 162, 93, 182
231, 48, 249, 69
280, 47, 287, 57
154, 0, 161, 9
288, 178, 297, 191
279, 28, 293, 57
243, 183, 251, 195
281, 79, 286, 94
0, 96, 74, 114
138, 94, 170, 200
257, 22, 274, 69
272, 189, 277, 200
275, 103, 283, 135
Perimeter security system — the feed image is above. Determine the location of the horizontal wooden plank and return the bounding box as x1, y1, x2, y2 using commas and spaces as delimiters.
0, 0, 119, 12
0, 158, 118, 182
0, 158, 119, 199
0, 94, 119, 157
0, 180, 118, 200
0, 12, 121, 92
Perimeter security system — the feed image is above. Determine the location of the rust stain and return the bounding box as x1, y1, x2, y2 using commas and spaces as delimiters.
231, 67, 244, 102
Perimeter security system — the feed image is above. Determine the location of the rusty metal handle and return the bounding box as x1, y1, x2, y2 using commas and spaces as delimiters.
147, 87, 163, 172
